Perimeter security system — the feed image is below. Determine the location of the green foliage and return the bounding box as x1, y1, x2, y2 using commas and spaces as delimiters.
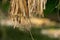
57, 0, 60, 9
44, 0, 58, 15
0, 0, 10, 13
2, 0, 10, 13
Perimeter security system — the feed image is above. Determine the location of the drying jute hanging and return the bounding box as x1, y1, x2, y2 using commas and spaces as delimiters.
9, 0, 47, 26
